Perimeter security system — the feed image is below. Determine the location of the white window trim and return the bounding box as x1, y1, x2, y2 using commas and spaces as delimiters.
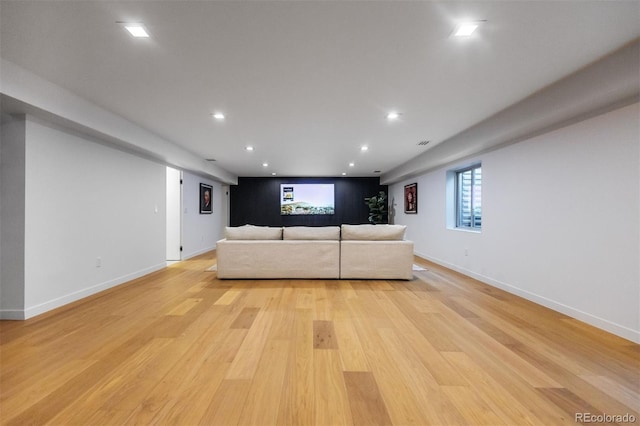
446, 163, 482, 232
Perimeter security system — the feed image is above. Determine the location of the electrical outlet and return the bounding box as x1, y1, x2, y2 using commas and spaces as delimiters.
464, 248, 469, 256
96, 257, 102, 267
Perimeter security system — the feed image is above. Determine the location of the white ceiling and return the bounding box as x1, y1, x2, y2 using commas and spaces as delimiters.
1, 1, 638, 179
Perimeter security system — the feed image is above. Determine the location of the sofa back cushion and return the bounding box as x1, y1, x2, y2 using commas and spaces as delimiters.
283, 226, 341, 240
341, 224, 407, 241
225, 225, 283, 240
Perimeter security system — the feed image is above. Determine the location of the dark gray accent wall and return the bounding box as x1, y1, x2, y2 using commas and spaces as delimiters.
230, 177, 387, 227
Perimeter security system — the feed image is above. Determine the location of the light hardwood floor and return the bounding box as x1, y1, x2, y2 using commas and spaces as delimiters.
1, 252, 638, 425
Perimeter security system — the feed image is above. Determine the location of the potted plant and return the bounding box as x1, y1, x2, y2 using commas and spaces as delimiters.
365, 191, 388, 224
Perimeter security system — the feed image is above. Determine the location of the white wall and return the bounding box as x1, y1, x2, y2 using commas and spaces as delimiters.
0, 115, 26, 318
1, 114, 227, 319
22, 117, 167, 318
391, 103, 639, 343
181, 170, 224, 259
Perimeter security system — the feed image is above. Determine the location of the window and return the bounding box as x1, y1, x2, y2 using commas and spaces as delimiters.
456, 164, 482, 229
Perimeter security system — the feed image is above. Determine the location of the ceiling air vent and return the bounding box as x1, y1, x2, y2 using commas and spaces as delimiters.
417, 140, 430, 146
206, 158, 216, 162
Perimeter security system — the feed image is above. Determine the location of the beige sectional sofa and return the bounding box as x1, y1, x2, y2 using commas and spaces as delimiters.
216, 224, 413, 280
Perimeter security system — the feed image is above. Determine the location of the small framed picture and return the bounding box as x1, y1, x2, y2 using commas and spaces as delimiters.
404, 183, 417, 214
200, 183, 213, 214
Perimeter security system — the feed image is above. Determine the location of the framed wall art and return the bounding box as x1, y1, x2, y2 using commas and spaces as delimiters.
200, 183, 213, 214
404, 183, 417, 214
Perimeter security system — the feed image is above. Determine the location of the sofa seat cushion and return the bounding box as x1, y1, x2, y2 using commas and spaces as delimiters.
340, 240, 414, 280
283, 226, 341, 240
225, 225, 283, 240
341, 224, 407, 241
216, 239, 340, 279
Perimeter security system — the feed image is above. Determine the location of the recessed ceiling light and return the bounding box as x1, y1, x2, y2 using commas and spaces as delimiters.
361, 146, 369, 152
212, 113, 225, 120
262, 162, 269, 167
122, 23, 149, 38
349, 162, 355, 167
386, 112, 401, 120
342, 172, 347, 176
271, 172, 277, 176
455, 23, 478, 37
453, 21, 485, 37
245, 146, 254, 151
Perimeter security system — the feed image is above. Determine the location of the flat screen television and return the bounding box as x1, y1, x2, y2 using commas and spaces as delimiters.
280, 184, 335, 215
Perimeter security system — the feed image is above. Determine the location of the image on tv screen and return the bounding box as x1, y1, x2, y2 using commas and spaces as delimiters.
280, 184, 335, 215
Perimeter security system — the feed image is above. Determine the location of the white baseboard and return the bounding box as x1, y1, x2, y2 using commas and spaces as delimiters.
415, 251, 640, 344
182, 245, 216, 260
14, 262, 167, 320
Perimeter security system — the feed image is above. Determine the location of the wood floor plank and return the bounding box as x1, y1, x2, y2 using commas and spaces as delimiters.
383, 289, 461, 351
1, 252, 637, 426
230, 307, 261, 329
579, 374, 640, 411
313, 319, 339, 350
441, 351, 546, 425
0, 358, 96, 422
343, 371, 392, 426
123, 327, 246, 425
442, 385, 507, 425
214, 288, 242, 305
295, 287, 315, 310
537, 387, 616, 425
334, 318, 370, 371
313, 284, 331, 321
348, 301, 432, 425
277, 308, 315, 426
225, 303, 275, 380
314, 349, 353, 426
507, 342, 640, 419
336, 280, 358, 300
4, 332, 158, 426
269, 285, 297, 340
375, 291, 469, 387
376, 328, 468, 425
237, 339, 291, 426
435, 306, 564, 388
200, 379, 252, 425
165, 297, 203, 316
